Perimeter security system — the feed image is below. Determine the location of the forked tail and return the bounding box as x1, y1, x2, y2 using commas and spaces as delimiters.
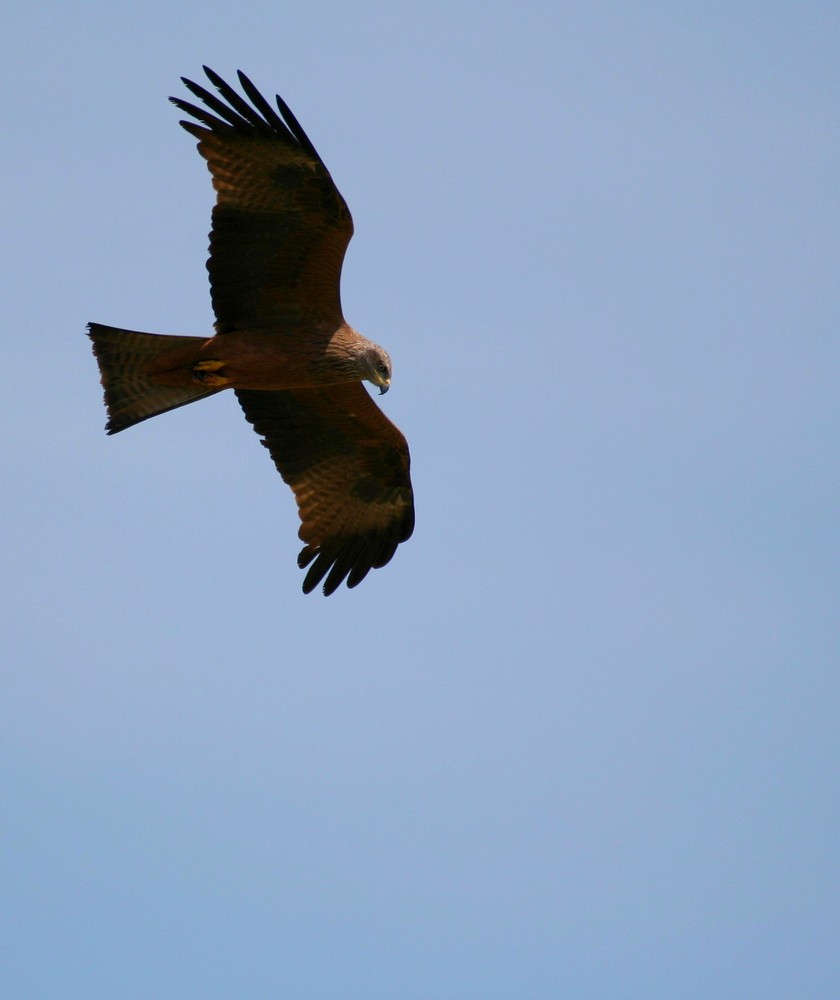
87, 323, 221, 434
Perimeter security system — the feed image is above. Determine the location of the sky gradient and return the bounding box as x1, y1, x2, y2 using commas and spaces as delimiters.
3, 2, 839, 997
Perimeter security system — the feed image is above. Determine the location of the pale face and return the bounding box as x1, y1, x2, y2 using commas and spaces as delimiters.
366, 345, 392, 394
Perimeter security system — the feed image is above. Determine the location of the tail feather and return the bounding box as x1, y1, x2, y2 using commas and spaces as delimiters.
88, 323, 221, 434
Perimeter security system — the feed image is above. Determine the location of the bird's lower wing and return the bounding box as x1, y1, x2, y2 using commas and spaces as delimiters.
236, 382, 414, 594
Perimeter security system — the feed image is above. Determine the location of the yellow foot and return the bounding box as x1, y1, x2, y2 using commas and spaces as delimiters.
193, 359, 230, 386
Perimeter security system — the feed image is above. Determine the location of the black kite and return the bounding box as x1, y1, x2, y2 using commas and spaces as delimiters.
89, 68, 414, 595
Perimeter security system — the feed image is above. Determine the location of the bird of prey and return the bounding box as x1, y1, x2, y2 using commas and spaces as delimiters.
89, 67, 414, 595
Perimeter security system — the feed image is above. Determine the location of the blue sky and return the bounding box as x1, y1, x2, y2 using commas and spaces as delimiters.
3, 2, 839, 997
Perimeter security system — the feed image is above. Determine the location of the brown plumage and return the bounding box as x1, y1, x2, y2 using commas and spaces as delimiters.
88, 67, 414, 595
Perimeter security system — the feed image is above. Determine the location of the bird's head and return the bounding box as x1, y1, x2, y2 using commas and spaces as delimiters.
365, 344, 392, 394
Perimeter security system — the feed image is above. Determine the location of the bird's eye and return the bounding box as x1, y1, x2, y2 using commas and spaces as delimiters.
378, 363, 387, 373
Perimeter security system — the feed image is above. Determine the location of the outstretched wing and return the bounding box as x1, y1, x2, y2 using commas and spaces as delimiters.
171, 67, 353, 333
236, 384, 415, 595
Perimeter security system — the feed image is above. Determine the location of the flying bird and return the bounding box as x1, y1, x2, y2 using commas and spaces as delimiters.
88, 67, 414, 595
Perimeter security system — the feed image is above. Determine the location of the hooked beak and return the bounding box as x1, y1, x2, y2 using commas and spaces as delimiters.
379, 380, 390, 395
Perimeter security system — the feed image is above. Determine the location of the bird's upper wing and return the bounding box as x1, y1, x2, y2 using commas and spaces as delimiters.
171, 67, 353, 333
236, 383, 415, 595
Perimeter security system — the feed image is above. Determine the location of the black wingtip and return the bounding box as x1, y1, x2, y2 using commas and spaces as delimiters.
171, 67, 317, 149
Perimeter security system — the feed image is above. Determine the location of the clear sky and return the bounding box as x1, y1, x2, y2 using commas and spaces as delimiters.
3, 2, 839, 997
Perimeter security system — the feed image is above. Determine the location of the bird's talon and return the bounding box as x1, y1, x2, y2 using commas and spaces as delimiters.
193, 359, 229, 385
